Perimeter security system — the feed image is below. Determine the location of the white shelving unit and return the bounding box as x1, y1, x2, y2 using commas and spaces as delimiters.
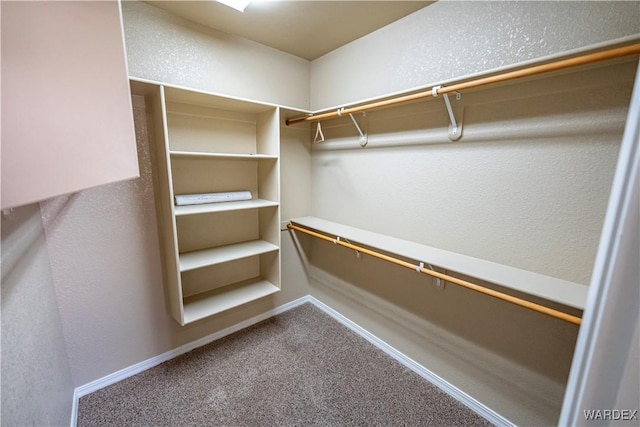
131, 80, 281, 325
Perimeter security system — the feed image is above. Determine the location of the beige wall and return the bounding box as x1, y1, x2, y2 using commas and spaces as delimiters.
1, 204, 74, 426
15, 1, 313, 389
4, 2, 637, 426
280, 109, 313, 225
1, 0, 312, 404
302, 2, 639, 425
309, 61, 636, 285
40, 95, 312, 387
122, 1, 310, 110
1, 1, 138, 210
310, 1, 640, 110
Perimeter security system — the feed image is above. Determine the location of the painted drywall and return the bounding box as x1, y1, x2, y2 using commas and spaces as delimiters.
310, 61, 636, 285
310, 1, 640, 110
560, 66, 640, 425
302, 2, 639, 425
301, 247, 577, 425
122, 1, 310, 110
41, 95, 311, 387
14, 2, 635, 426
20, 0, 313, 390
305, 63, 635, 422
1, 203, 74, 426
1, 1, 139, 210
280, 110, 312, 224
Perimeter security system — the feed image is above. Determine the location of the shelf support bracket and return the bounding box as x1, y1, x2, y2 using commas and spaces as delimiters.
338, 108, 368, 147
432, 86, 463, 141
426, 263, 446, 290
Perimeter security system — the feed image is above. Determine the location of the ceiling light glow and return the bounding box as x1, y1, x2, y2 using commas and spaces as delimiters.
215, 0, 253, 12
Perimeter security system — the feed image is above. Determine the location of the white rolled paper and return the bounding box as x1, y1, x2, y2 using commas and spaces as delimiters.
174, 191, 252, 206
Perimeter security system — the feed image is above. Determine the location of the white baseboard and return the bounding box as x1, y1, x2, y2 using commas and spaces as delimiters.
70, 390, 78, 427
71, 294, 510, 427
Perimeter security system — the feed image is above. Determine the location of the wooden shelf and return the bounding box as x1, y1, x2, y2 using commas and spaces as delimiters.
183, 278, 280, 324
174, 199, 278, 216
170, 150, 277, 160
179, 240, 279, 272
290, 216, 588, 310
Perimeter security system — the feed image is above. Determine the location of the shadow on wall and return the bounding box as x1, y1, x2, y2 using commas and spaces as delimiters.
2, 203, 62, 292
288, 230, 579, 425
1, 203, 75, 426
299, 233, 579, 379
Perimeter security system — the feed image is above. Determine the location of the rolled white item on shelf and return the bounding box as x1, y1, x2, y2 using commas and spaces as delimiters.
174, 191, 252, 206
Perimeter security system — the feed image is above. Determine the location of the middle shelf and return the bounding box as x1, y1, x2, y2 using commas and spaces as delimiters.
179, 239, 280, 272
174, 199, 279, 216
170, 150, 278, 160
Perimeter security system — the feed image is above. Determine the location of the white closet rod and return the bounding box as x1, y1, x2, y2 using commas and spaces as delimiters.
285, 43, 640, 126
288, 223, 582, 325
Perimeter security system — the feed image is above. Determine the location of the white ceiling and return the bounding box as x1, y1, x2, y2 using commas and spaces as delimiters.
145, 1, 434, 61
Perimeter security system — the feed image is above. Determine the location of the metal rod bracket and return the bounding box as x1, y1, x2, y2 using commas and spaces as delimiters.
433, 86, 463, 141
339, 108, 368, 147
427, 263, 446, 290
349, 112, 368, 147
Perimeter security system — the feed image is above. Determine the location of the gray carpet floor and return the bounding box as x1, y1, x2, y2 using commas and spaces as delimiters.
78, 303, 493, 426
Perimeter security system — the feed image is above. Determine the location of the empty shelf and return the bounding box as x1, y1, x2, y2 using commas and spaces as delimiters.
174, 198, 278, 216
170, 150, 277, 160
179, 240, 279, 272
182, 278, 280, 324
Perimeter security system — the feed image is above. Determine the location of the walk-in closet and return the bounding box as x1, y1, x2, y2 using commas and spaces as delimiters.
2, 1, 639, 426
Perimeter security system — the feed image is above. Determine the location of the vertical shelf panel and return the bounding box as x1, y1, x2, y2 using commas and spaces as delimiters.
150, 85, 184, 324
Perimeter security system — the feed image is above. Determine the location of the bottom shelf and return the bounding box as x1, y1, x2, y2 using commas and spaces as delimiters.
182, 278, 280, 324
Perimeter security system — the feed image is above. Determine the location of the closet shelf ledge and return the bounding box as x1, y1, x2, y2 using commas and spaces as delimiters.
289, 216, 588, 311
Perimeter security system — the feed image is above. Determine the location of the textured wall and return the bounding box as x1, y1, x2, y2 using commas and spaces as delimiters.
303, 3, 639, 425
1, 204, 74, 426
122, 1, 310, 110
19, 3, 638, 425
310, 1, 640, 110
305, 62, 636, 424
40, 96, 174, 386
1, 1, 138, 210
310, 60, 636, 284
41, 95, 311, 387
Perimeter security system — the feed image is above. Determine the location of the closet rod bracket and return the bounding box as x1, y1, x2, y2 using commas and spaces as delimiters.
427, 263, 446, 291
338, 108, 368, 147
432, 86, 463, 141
